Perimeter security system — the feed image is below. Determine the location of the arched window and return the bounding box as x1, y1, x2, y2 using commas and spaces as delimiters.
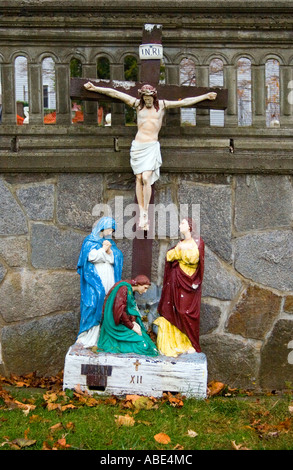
97, 56, 111, 125
209, 58, 224, 127
97, 56, 110, 80
124, 55, 138, 125
237, 58, 252, 126
15, 56, 29, 125
265, 59, 280, 127
70, 57, 83, 124
42, 57, 56, 124
180, 58, 196, 126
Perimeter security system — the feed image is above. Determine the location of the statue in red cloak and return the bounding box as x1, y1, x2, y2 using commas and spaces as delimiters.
156, 218, 205, 355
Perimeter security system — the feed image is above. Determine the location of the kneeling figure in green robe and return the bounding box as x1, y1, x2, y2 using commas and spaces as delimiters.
98, 275, 159, 356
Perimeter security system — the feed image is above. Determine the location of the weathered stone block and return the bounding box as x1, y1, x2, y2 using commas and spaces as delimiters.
0, 262, 7, 284
259, 319, 293, 390
16, 184, 54, 220
0, 238, 28, 267
31, 223, 85, 269
234, 230, 293, 291
57, 173, 104, 230
1, 311, 79, 376
0, 269, 80, 322
200, 302, 222, 335
200, 334, 259, 389
227, 285, 282, 340
178, 181, 232, 262
235, 175, 293, 232
202, 246, 242, 300
0, 177, 28, 235
284, 296, 293, 314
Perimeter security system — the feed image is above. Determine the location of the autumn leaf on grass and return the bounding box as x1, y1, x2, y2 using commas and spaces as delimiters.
187, 429, 198, 438
207, 380, 225, 396
173, 443, 184, 450
163, 392, 184, 408
125, 395, 157, 410
1, 438, 36, 450
231, 441, 250, 450
50, 422, 64, 433
54, 438, 71, 450
13, 400, 36, 415
289, 405, 293, 414
115, 414, 135, 427
154, 433, 171, 445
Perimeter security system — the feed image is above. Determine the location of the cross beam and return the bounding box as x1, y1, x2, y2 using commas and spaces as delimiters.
70, 78, 227, 110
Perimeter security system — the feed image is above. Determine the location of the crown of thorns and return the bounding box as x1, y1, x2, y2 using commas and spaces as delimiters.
138, 85, 157, 96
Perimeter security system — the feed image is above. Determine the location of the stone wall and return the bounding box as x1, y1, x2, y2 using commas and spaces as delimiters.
0, 1, 292, 391
0, 170, 292, 391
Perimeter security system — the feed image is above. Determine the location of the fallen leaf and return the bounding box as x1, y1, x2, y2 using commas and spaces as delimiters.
47, 403, 61, 411
66, 422, 76, 431
231, 440, 250, 450
12, 438, 36, 448
173, 443, 184, 450
50, 422, 64, 433
115, 414, 135, 427
208, 380, 225, 396
154, 433, 171, 444
289, 405, 293, 414
187, 429, 198, 438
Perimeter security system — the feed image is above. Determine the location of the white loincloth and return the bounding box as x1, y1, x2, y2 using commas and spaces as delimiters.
130, 140, 162, 185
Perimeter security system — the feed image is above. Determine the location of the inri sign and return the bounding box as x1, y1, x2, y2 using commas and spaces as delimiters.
139, 44, 163, 60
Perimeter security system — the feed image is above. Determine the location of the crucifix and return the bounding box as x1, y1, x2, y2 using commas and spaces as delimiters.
70, 24, 228, 280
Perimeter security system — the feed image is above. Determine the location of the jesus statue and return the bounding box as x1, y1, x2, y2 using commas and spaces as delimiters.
84, 81, 217, 230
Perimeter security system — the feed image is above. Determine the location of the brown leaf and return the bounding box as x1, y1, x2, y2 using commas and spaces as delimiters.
115, 414, 135, 427
208, 380, 225, 396
154, 433, 171, 444
231, 440, 250, 450
12, 438, 36, 448
50, 422, 64, 433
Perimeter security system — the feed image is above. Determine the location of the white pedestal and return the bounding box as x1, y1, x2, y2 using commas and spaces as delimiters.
63, 343, 208, 399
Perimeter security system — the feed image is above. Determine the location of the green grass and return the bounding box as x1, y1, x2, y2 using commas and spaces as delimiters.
0, 385, 292, 451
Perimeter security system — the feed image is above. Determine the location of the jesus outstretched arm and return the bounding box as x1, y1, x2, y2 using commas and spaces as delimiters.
84, 81, 138, 107
164, 92, 217, 109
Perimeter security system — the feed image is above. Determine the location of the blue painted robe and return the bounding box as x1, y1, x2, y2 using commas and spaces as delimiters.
77, 217, 123, 337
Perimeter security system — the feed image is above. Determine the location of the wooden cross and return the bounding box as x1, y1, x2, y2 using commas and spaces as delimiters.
70, 24, 228, 280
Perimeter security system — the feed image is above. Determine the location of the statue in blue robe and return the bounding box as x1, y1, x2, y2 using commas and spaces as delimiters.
76, 217, 123, 348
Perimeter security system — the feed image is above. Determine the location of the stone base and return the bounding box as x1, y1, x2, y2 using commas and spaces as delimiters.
63, 343, 208, 399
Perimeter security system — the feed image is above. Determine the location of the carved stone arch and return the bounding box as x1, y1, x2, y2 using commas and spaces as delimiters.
119, 50, 139, 63
9, 50, 30, 63
232, 52, 256, 67
93, 51, 116, 65
260, 53, 285, 66
63, 50, 87, 66
38, 51, 60, 65
174, 53, 199, 68
203, 52, 229, 67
